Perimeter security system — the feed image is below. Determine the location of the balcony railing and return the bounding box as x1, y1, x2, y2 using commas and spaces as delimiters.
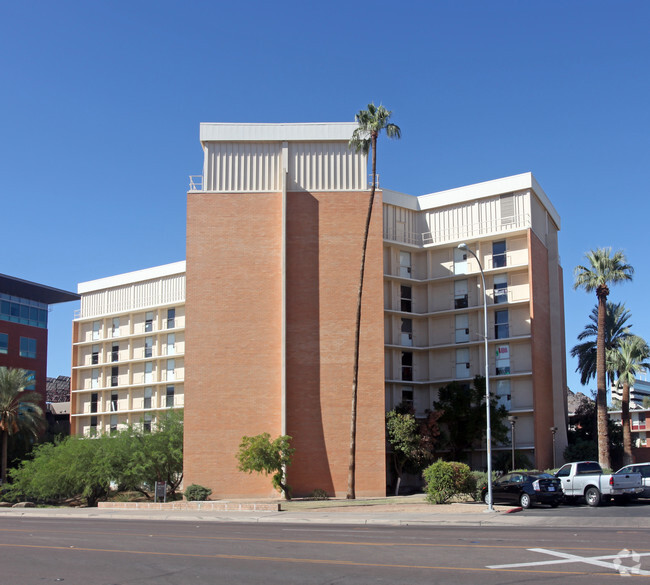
189, 175, 203, 191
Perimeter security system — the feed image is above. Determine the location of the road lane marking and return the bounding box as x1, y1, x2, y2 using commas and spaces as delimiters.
488, 548, 650, 575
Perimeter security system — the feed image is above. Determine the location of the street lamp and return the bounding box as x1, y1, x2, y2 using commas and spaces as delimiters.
458, 243, 494, 512
550, 426, 558, 469
508, 415, 518, 471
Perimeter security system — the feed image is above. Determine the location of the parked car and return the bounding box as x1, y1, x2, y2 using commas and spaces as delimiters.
555, 461, 643, 506
615, 463, 650, 498
481, 472, 563, 509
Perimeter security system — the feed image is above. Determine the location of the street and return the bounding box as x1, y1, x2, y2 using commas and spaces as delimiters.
1, 516, 648, 584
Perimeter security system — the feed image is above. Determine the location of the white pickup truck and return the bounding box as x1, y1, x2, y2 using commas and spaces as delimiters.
555, 461, 643, 506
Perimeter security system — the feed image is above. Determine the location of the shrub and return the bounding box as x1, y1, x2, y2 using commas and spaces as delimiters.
184, 484, 212, 501
423, 460, 473, 504
310, 488, 329, 500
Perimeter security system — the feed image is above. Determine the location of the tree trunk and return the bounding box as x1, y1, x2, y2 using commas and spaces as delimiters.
1, 430, 6, 484
596, 290, 611, 469
347, 132, 378, 500
621, 382, 633, 466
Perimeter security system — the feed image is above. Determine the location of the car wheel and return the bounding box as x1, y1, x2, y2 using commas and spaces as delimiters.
585, 487, 601, 507
482, 491, 492, 505
520, 493, 532, 509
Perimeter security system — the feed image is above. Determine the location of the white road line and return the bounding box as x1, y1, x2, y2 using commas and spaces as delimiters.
488, 547, 650, 575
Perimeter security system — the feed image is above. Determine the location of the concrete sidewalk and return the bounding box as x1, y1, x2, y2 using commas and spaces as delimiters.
0, 499, 647, 529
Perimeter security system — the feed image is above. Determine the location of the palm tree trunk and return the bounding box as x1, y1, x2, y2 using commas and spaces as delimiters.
621, 382, 633, 466
347, 133, 378, 500
1, 430, 7, 484
596, 291, 611, 469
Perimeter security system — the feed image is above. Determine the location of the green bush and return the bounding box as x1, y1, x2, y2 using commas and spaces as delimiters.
184, 484, 212, 501
423, 460, 473, 504
310, 488, 329, 500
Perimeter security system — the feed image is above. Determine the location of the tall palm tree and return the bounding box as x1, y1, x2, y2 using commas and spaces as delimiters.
570, 301, 632, 386
610, 336, 650, 465
0, 368, 45, 483
347, 103, 401, 499
574, 248, 634, 469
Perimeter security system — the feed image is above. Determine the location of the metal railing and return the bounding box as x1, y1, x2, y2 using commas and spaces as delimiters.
189, 175, 203, 191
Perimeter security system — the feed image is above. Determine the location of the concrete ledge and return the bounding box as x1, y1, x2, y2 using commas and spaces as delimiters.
98, 501, 281, 512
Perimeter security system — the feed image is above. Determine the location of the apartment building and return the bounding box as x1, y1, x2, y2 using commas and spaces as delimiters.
612, 376, 650, 410
382, 174, 568, 470
71, 262, 185, 436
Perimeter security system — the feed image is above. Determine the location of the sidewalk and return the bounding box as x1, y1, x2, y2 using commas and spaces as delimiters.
0, 495, 647, 529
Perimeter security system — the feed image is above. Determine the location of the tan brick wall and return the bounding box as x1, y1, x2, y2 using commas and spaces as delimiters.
185, 189, 386, 498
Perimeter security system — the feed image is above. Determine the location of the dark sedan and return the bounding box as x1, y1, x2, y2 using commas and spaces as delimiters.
482, 472, 563, 509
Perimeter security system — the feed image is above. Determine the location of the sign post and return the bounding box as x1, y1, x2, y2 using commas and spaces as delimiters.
154, 481, 167, 503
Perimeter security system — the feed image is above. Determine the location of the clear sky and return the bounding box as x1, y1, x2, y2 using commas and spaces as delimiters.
2, 1, 649, 399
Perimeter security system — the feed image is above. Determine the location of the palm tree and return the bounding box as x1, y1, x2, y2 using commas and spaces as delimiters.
570, 301, 632, 386
574, 248, 634, 469
610, 336, 650, 465
0, 368, 45, 483
347, 103, 401, 499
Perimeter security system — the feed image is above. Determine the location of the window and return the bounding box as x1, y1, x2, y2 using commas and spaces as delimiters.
92, 321, 101, 340
454, 247, 468, 275
401, 352, 413, 381
495, 310, 509, 339
19, 337, 36, 358
24, 371, 35, 390
145, 311, 154, 333
111, 344, 119, 362
0, 295, 47, 328
456, 348, 470, 378
91, 344, 99, 365
493, 275, 508, 304
400, 285, 412, 312
143, 413, 152, 433
167, 333, 176, 355
111, 317, 120, 338
90, 416, 98, 436
167, 308, 176, 329
144, 387, 152, 409
454, 280, 468, 309
111, 366, 118, 387
110, 415, 118, 433
90, 393, 98, 413
400, 319, 413, 346
110, 392, 118, 412
91, 368, 99, 389
144, 336, 153, 358
0, 333, 7, 354
495, 380, 511, 409
493, 241, 507, 268
496, 344, 510, 375
399, 251, 412, 278
166, 359, 175, 381
455, 314, 469, 343
401, 386, 414, 408
144, 362, 153, 384
166, 385, 174, 408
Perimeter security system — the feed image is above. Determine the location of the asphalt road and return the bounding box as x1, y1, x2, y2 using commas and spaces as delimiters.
1, 516, 648, 584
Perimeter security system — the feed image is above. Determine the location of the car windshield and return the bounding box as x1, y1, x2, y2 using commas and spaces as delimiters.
531, 473, 554, 479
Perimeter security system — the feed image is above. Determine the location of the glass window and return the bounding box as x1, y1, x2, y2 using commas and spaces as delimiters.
455, 314, 469, 343
111, 317, 120, 338
493, 275, 508, 304
454, 279, 468, 309
400, 285, 412, 312
110, 415, 118, 433
401, 352, 413, 381
0, 333, 7, 354
144, 336, 153, 358
167, 333, 176, 355
144, 362, 153, 384
91, 368, 99, 389
400, 319, 412, 347
399, 251, 412, 278
401, 386, 414, 408
495, 310, 509, 339
493, 241, 507, 268
167, 359, 175, 381
92, 321, 101, 340
90, 416, 98, 435
111, 366, 118, 387
111, 344, 119, 362
495, 379, 511, 409
166, 385, 174, 408
25, 371, 35, 390
19, 337, 36, 358
111, 392, 118, 412
496, 344, 510, 375
90, 393, 98, 413
456, 348, 470, 378
91, 344, 99, 365
454, 247, 468, 275
167, 308, 176, 329
144, 387, 152, 409
144, 413, 152, 433
145, 311, 154, 333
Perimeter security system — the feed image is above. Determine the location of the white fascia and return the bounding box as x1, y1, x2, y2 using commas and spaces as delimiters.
78, 261, 186, 294
199, 122, 359, 143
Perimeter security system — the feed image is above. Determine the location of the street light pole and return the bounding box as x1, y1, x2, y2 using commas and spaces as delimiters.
508, 415, 518, 471
458, 243, 493, 512
550, 426, 558, 469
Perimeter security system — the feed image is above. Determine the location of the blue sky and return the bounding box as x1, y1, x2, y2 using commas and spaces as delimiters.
2, 1, 649, 397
